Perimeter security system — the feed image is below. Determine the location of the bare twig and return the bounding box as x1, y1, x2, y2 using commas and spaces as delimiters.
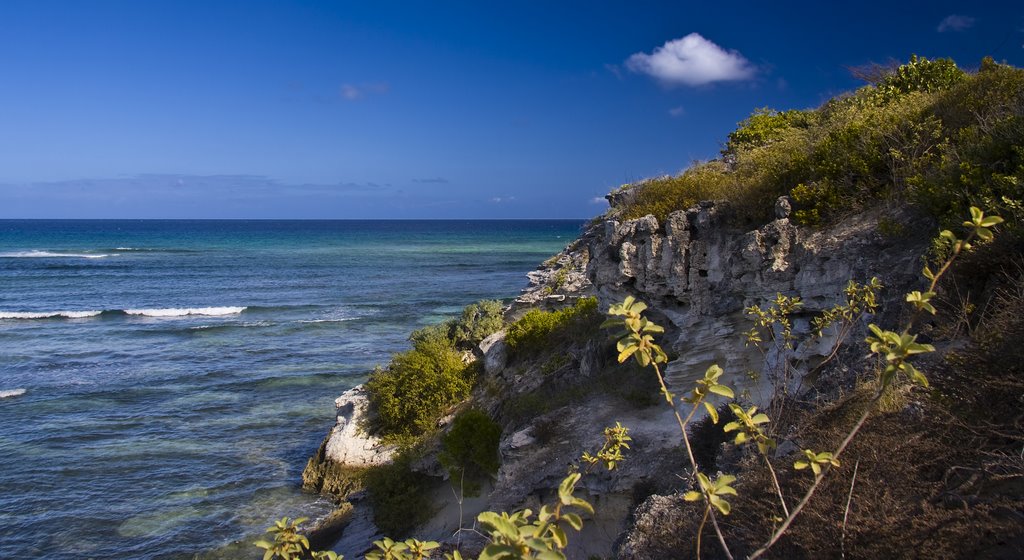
841, 460, 860, 560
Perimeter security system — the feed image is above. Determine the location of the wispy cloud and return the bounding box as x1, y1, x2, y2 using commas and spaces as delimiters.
491, 196, 516, 203
668, 106, 685, 118
937, 14, 975, 32
412, 177, 449, 184
589, 196, 608, 205
626, 33, 756, 86
339, 82, 390, 101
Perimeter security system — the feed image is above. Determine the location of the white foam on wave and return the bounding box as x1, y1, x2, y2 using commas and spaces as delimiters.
0, 310, 103, 320
124, 307, 247, 317
0, 388, 26, 399
0, 250, 110, 259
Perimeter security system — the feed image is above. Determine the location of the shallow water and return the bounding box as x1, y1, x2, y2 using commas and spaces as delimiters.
0, 219, 581, 559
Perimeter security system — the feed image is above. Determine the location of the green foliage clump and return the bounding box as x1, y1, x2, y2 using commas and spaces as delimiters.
254, 517, 338, 560
453, 299, 504, 347
366, 323, 475, 438
871, 54, 966, 103
364, 451, 435, 538
726, 107, 812, 152
505, 297, 600, 357
609, 55, 1024, 229
439, 408, 502, 497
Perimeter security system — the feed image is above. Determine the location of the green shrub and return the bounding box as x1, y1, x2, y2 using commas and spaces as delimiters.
439, 408, 502, 497
505, 297, 600, 358
726, 108, 812, 153
364, 451, 434, 537
872, 54, 965, 103
365, 325, 475, 438
610, 56, 1023, 229
453, 299, 504, 347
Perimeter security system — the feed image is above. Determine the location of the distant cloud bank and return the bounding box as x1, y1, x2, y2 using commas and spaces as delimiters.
937, 14, 975, 33
412, 177, 449, 184
626, 33, 756, 86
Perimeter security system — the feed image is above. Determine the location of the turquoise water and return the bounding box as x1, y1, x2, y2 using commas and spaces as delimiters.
0, 220, 581, 559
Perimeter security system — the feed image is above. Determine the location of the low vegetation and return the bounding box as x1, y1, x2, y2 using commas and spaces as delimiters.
365, 322, 475, 438
438, 408, 502, 497
365, 299, 504, 439
614, 56, 1024, 230
504, 297, 600, 358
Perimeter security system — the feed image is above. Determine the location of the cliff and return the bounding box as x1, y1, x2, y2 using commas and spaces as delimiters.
300, 56, 1024, 559
303, 195, 953, 558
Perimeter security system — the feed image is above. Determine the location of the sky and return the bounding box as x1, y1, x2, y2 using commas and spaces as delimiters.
0, 1, 1022, 219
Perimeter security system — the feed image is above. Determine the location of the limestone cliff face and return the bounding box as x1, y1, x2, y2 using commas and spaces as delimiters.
581, 199, 929, 399
305, 198, 936, 557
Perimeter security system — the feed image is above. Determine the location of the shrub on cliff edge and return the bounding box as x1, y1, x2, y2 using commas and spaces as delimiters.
366, 324, 475, 438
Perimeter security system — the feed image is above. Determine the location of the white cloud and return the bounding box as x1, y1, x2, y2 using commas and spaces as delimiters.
339, 82, 390, 101
626, 33, 756, 86
937, 15, 975, 32
491, 196, 516, 203
589, 196, 608, 205
668, 106, 685, 117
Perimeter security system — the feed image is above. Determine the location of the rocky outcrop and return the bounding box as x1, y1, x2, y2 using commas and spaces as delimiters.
302, 385, 395, 497
513, 237, 594, 312
323, 386, 395, 467
306, 197, 936, 556
585, 199, 929, 399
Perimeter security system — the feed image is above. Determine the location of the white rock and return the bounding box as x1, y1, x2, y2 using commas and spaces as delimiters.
324, 385, 395, 467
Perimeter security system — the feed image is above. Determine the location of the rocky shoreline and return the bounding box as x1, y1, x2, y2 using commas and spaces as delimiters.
300, 195, 938, 557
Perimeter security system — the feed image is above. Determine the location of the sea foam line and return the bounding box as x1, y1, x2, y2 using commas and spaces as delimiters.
0, 389, 26, 399
123, 306, 247, 317
0, 310, 103, 320
0, 250, 110, 259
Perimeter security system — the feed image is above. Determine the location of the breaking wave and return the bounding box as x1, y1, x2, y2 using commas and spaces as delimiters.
0, 250, 110, 259
123, 307, 247, 317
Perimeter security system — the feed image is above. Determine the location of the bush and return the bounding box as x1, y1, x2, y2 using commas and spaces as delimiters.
453, 299, 504, 347
439, 409, 502, 497
364, 451, 434, 537
610, 56, 1024, 229
725, 108, 812, 153
505, 297, 600, 358
366, 324, 475, 438
872, 54, 965, 103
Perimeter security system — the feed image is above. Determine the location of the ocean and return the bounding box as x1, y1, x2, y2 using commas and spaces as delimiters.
0, 219, 582, 559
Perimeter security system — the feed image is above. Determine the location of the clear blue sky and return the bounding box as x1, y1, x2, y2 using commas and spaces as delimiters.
1, 0, 1021, 219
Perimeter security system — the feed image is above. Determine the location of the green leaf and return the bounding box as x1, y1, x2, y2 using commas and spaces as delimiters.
709, 495, 731, 515
535, 550, 566, 560
562, 512, 583, 531
479, 544, 519, 560
617, 346, 638, 363
683, 491, 702, 502
704, 401, 719, 424
708, 384, 735, 398
550, 525, 568, 548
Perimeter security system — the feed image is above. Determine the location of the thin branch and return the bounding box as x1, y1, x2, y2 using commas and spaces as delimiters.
841, 460, 860, 560
651, 362, 734, 560
748, 397, 876, 560
763, 454, 790, 518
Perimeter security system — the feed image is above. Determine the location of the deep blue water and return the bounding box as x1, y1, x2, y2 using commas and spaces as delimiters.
0, 220, 582, 559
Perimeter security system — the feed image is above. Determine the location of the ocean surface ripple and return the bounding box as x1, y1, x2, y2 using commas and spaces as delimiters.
0, 219, 581, 559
